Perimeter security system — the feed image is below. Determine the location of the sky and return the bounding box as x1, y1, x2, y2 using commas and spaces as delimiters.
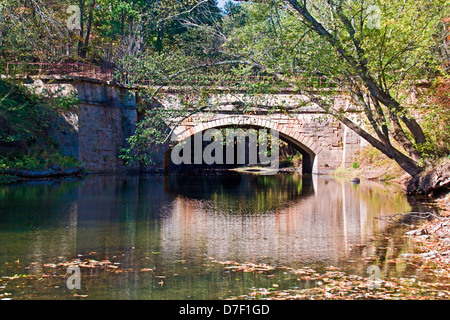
217, 0, 241, 11
217, 0, 227, 9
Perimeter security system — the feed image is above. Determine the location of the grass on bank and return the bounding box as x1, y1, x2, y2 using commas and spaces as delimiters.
332, 145, 407, 182
0, 152, 80, 171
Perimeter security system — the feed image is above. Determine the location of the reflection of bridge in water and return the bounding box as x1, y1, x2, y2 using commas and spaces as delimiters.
164, 174, 315, 214
159, 175, 410, 266
0, 174, 415, 279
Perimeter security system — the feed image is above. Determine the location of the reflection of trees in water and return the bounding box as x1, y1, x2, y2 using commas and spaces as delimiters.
342, 181, 439, 280
0, 179, 82, 229
160, 177, 428, 267
0, 174, 433, 286
160, 177, 416, 266
165, 173, 314, 214
353, 182, 414, 217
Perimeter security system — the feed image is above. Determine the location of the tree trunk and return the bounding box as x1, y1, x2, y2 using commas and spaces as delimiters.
82, 0, 96, 59
308, 94, 423, 177
285, 0, 425, 177
78, 0, 85, 58
156, 21, 165, 52
338, 113, 422, 176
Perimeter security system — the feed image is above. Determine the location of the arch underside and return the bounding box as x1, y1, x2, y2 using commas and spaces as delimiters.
171, 116, 323, 174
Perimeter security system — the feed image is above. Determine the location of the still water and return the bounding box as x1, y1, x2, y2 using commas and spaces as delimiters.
0, 173, 435, 299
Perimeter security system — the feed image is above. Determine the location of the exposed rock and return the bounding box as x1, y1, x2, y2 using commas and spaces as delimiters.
407, 162, 450, 197
48, 164, 62, 171
5, 167, 83, 178
406, 228, 428, 236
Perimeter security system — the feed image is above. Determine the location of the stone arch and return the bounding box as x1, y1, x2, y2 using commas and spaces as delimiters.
171, 115, 323, 174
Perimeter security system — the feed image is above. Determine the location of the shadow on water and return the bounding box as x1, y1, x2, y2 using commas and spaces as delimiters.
163, 173, 315, 215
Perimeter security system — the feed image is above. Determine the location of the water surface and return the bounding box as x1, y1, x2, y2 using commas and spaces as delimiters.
0, 173, 435, 299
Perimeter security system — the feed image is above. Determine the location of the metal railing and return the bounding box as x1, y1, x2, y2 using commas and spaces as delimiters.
4, 62, 334, 89
130, 74, 333, 89
5, 62, 113, 81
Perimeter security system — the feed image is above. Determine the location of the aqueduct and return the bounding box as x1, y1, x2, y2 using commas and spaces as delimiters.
16, 72, 364, 174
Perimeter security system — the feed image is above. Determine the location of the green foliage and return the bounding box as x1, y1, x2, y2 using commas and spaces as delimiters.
0, 80, 45, 145
119, 107, 177, 165
0, 153, 80, 171
0, 155, 43, 171
0, 0, 74, 64
0, 80, 77, 147
414, 79, 450, 159
0, 79, 80, 172
43, 89, 80, 112
1, 0, 449, 174
354, 146, 396, 169
220, 0, 450, 175
224, 0, 449, 91
282, 151, 303, 167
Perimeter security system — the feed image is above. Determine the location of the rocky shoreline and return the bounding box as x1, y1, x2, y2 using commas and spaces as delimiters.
406, 162, 450, 198
0, 167, 84, 184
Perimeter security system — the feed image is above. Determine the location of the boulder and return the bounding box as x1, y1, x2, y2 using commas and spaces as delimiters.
407, 162, 450, 197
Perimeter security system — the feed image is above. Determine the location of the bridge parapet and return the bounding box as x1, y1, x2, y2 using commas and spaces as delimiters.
5, 62, 335, 91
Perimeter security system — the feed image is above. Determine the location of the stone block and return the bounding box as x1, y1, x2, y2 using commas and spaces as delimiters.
331, 137, 342, 147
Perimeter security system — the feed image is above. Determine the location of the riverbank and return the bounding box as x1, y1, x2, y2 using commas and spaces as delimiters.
401, 194, 450, 277
332, 146, 450, 198
223, 196, 450, 300
332, 147, 409, 187
0, 167, 85, 184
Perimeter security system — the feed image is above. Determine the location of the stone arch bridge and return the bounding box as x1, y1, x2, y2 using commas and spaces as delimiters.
22, 76, 363, 174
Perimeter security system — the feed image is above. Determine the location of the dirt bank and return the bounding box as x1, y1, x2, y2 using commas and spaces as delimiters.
406, 162, 450, 198
332, 147, 450, 198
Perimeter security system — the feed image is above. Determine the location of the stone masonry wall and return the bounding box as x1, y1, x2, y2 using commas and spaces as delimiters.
161, 91, 363, 174
75, 81, 138, 172
172, 112, 362, 174
30, 79, 363, 173
31, 79, 138, 172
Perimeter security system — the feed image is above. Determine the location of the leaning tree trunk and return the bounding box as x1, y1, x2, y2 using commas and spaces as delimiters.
285, 0, 426, 177
323, 104, 423, 177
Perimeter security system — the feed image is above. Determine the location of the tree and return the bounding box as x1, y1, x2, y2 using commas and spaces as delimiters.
2, 1, 446, 177
119, 0, 449, 175
221, 0, 449, 176
78, 0, 96, 58
0, 0, 74, 64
